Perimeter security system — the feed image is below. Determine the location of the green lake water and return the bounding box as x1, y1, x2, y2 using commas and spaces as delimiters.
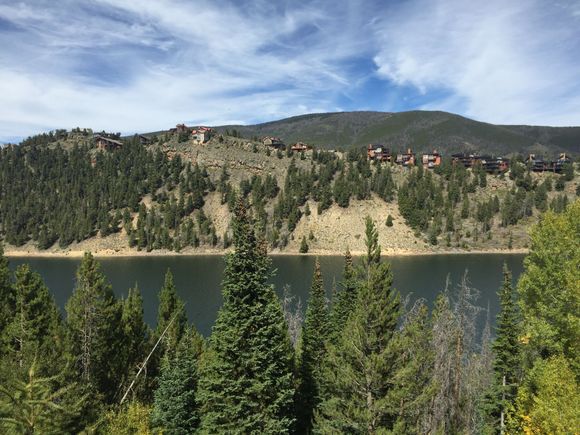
7, 254, 525, 337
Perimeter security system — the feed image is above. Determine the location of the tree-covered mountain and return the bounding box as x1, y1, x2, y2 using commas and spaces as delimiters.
216, 110, 580, 155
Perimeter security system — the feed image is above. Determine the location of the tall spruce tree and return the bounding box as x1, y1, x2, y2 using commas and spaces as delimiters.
2, 264, 63, 373
198, 200, 296, 434
120, 285, 149, 402
65, 252, 123, 403
151, 326, 204, 434
484, 264, 521, 433
297, 259, 329, 433
316, 217, 402, 433
156, 269, 187, 360
328, 249, 358, 344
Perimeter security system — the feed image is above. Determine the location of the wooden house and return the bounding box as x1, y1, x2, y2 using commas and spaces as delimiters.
552, 153, 572, 173
262, 136, 285, 149
480, 156, 510, 173
191, 126, 213, 144
396, 148, 416, 167
95, 135, 123, 151
422, 150, 441, 169
452, 152, 479, 168
291, 142, 311, 152
367, 144, 392, 162
139, 135, 151, 145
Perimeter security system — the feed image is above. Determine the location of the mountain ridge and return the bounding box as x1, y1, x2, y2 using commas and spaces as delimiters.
213, 110, 580, 156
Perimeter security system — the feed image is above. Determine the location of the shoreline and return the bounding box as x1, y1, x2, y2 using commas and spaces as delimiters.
3, 247, 529, 258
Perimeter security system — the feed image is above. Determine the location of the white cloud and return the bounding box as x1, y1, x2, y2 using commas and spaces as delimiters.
0, 0, 373, 140
372, 0, 580, 126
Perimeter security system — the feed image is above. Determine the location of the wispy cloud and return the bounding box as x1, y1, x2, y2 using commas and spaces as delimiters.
372, 0, 580, 126
0, 0, 579, 142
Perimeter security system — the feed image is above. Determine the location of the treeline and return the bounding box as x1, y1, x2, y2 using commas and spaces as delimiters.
1, 139, 577, 253
0, 138, 216, 250
0, 200, 577, 433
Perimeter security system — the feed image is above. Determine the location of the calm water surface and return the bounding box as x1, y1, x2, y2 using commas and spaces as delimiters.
8, 254, 525, 336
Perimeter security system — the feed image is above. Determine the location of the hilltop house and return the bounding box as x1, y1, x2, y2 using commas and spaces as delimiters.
480, 156, 510, 173
396, 148, 416, 167
367, 144, 392, 162
262, 136, 285, 149
291, 142, 311, 152
139, 135, 151, 145
95, 135, 123, 151
422, 150, 442, 169
191, 126, 213, 144
528, 153, 572, 173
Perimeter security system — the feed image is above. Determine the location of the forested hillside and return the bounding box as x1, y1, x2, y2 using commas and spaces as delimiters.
0, 202, 577, 433
1, 129, 578, 255
217, 110, 580, 154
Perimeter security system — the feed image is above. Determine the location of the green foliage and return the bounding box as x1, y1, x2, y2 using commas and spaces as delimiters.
0, 244, 13, 339
316, 217, 401, 433
511, 355, 579, 434
517, 200, 579, 375
328, 250, 357, 344
197, 200, 295, 433
65, 252, 123, 403
104, 401, 154, 435
151, 327, 204, 434
299, 236, 309, 254
156, 270, 187, 360
2, 264, 63, 373
297, 259, 329, 433
0, 361, 77, 434
483, 264, 522, 430
386, 214, 394, 227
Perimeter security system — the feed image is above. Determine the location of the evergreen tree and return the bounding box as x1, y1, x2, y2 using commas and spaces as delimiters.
151, 326, 204, 434
65, 252, 123, 403
155, 269, 187, 360
328, 249, 357, 343
2, 264, 62, 372
299, 236, 309, 253
390, 302, 435, 434
119, 285, 149, 402
316, 217, 401, 433
0, 360, 76, 434
198, 200, 296, 433
485, 264, 521, 432
297, 259, 329, 433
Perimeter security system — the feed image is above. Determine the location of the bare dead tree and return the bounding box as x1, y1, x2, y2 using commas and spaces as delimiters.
281, 284, 303, 348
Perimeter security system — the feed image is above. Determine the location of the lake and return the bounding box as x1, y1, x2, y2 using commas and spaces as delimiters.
7, 254, 526, 337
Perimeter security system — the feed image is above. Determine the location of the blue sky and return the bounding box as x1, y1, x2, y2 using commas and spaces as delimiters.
1, 0, 580, 142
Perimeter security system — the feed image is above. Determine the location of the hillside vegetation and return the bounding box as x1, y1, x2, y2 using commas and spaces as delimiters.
217, 110, 580, 155
1, 127, 578, 256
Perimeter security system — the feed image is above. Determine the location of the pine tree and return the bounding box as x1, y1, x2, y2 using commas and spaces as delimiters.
2, 264, 63, 373
198, 200, 296, 433
65, 252, 123, 403
0, 360, 77, 434
155, 269, 187, 360
485, 264, 521, 432
390, 302, 435, 434
316, 217, 401, 433
299, 236, 309, 253
328, 249, 357, 343
119, 285, 149, 402
151, 326, 204, 434
297, 259, 329, 433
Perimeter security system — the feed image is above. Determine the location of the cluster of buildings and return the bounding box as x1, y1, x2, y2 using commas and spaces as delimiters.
526, 153, 572, 173
451, 153, 510, 173
261, 137, 312, 152
367, 145, 442, 169
367, 144, 511, 173
168, 124, 215, 144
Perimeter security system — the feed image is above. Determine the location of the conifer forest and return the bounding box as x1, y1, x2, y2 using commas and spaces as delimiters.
0, 199, 578, 434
